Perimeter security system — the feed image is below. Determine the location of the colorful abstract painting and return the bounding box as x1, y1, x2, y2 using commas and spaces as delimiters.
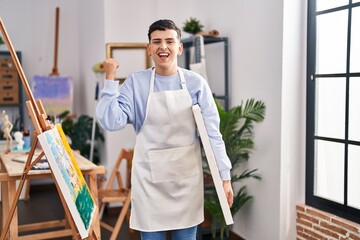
37, 124, 96, 239
32, 75, 73, 116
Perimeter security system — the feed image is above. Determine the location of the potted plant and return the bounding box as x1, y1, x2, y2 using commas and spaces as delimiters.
182, 17, 204, 35
203, 98, 266, 240
58, 111, 104, 165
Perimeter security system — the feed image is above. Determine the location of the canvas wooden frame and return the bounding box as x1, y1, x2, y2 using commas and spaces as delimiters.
192, 104, 234, 225
106, 43, 152, 83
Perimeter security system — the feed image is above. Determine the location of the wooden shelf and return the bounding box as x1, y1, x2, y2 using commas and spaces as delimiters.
0, 51, 24, 133
182, 36, 229, 110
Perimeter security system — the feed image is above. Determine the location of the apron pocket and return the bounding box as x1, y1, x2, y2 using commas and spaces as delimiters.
148, 144, 200, 183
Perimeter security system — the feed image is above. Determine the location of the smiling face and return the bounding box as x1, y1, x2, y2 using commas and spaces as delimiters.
147, 29, 183, 76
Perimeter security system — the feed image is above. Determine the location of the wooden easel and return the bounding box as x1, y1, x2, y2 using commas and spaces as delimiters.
0, 17, 99, 240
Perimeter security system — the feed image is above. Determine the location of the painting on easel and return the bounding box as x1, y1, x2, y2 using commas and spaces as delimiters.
32, 75, 73, 115
37, 124, 96, 239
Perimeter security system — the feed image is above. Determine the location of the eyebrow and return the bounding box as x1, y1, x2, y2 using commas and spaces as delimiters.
151, 38, 176, 41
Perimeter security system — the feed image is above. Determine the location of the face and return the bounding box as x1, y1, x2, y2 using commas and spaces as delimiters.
147, 29, 183, 75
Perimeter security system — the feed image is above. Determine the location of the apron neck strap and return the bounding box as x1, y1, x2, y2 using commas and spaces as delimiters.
150, 68, 187, 92
178, 67, 187, 90
150, 67, 156, 92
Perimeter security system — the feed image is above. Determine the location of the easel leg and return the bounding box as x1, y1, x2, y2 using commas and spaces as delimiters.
8, 180, 18, 239
88, 212, 100, 240
88, 173, 101, 239
51, 175, 79, 240
91, 229, 100, 240
0, 179, 18, 240
110, 192, 131, 240
1, 173, 9, 239
24, 179, 31, 201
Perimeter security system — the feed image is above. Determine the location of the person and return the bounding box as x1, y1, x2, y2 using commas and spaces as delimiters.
96, 19, 233, 240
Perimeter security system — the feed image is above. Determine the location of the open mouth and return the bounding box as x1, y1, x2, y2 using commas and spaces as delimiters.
158, 52, 170, 58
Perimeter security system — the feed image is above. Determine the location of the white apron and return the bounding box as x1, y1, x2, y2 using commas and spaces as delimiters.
130, 68, 204, 231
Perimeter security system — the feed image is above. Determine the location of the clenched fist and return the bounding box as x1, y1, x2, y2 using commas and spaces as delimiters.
223, 180, 234, 207
104, 58, 119, 80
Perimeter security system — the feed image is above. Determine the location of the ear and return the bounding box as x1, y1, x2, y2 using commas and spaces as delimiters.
178, 42, 183, 56
147, 44, 151, 56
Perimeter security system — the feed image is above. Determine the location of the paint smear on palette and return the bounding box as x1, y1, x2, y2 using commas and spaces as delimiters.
37, 124, 95, 239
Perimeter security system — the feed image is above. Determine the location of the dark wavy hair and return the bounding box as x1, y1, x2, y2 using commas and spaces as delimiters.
147, 19, 181, 41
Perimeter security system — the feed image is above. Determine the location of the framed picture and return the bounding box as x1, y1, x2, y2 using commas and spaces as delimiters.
106, 43, 152, 83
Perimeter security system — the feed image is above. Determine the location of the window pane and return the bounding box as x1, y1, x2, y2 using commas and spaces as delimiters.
315, 78, 346, 138
314, 140, 344, 203
316, 10, 348, 74
349, 78, 360, 141
348, 145, 360, 209
350, 7, 360, 72
317, 0, 348, 11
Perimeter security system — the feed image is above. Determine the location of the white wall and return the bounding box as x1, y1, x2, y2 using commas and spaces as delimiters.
0, 0, 81, 129
194, 0, 284, 239
0, 1, 307, 239
77, 0, 105, 116
280, 0, 307, 239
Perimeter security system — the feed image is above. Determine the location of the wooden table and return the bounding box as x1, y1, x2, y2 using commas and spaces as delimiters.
0, 150, 105, 240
